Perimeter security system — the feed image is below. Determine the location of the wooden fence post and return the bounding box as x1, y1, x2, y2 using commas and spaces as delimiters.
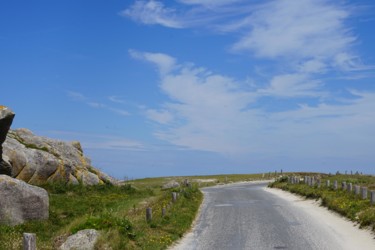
361, 187, 368, 200
354, 185, 360, 196
370, 191, 375, 205
23, 233, 36, 250
333, 180, 338, 190
146, 207, 152, 222
342, 182, 346, 190
326, 180, 330, 188
347, 183, 352, 193
172, 192, 177, 203
162, 207, 166, 217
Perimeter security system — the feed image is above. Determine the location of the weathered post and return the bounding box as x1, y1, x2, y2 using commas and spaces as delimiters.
184, 179, 188, 186
371, 191, 375, 205
347, 183, 352, 193
23, 233, 36, 250
354, 185, 360, 196
172, 192, 177, 203
361, 187, 368, 200
146, 207, 152, 222
162, 207, 166, 217
342, 182, 347, 190
225, 176, 228, 183
317, 179, 321, 188
333, 180, 338, 190
326, 180, 330, 188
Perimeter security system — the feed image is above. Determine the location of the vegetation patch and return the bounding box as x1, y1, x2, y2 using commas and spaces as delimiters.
0, 180, 202, 249
0, 173, 267, 249
270, 174, 375, 231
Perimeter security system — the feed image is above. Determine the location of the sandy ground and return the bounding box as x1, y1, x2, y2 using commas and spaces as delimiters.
264, 187, 375, 250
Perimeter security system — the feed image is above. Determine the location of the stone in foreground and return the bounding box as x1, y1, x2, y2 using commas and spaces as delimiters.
0, 175, 49, 225
59, 229, 100, 250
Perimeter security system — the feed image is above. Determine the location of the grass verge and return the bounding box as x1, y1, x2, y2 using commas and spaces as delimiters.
0, 173, 266, 249
0, 181, 201, 250
269, 173, 375, 232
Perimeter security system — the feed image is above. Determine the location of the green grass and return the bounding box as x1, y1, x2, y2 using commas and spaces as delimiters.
270, 173, 375, 231
0, 181, 201, 250
0, 173, 266, 249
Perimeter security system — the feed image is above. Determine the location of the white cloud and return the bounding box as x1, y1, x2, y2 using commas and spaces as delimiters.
178, 0, 243, 7
129, 49, 176, 75
132, 51, 375, 158
231, 0, 355, 61
124, 0, 365, 74
46, 131, 145, 151
67, 91, 87, 101
121, 0, 183, 28
258, 73, 324, 97
298, 60, 327, 74
146, 109, 174, 124
67, 91, 130, 116
109, 96, 126, 104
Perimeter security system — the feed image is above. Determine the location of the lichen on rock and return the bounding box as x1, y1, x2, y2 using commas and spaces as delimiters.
3, 129, 117, 186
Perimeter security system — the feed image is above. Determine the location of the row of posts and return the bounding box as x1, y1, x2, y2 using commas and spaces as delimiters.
287, 176, 375, 205
146, 178, 193, 222
23, 180, 191, 249
146, 191, 180, 222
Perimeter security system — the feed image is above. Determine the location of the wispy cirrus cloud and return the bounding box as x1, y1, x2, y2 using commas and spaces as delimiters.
121, 0, 183, 28
67, 91, 130, 116
46, 130, 145, 151
131, 50, 375, 157
123, 0, 371, 74
125, 0, 375, 162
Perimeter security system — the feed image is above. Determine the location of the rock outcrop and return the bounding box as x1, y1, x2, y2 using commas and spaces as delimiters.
3, 128, 117, 186
0, 175, 49, 225
59, 229, 100, 250
0, 106, 15, 176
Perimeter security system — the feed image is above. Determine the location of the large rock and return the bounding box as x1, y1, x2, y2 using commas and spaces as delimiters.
3, 128, 117, 186
0, 174, 49, 225
162, 180, 180, 189
59, 229, 100, 250
0, 106, 15, 176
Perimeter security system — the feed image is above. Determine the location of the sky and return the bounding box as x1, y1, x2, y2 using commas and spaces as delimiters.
1, 0, 375, 179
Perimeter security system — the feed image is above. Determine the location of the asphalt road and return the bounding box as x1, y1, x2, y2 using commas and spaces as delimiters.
171, 181, 375, 250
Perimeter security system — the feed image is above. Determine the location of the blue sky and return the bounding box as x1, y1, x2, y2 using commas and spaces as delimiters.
1, 0, 375, 179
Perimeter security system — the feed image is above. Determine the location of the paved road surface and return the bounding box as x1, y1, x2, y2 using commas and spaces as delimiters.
171, 182, 375, 250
